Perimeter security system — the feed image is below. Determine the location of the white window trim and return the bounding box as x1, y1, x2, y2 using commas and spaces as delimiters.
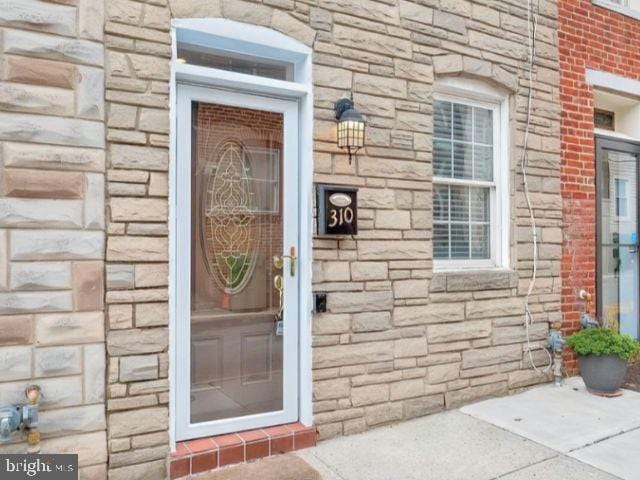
432, 85, 510, 272
168, 18, 314, 450
592, 0, 640, 21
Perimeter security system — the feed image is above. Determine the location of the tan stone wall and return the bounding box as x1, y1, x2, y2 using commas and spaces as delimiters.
0, 0, 107, 478
102, 0, 561, 477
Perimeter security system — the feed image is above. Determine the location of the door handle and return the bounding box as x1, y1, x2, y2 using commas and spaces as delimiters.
273, 246, 297, 277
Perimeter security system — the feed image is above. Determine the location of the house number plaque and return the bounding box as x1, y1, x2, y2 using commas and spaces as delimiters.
317, 184, 358, 236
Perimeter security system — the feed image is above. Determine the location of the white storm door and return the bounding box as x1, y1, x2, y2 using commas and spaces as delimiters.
175, 84, 299, 440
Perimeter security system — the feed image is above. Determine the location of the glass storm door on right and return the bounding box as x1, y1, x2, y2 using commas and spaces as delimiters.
597, 137, 640, 339
175, 84, 300, 440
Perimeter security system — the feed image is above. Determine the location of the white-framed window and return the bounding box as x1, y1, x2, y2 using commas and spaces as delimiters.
593, 0, 640, 19
432, 92, 508, 270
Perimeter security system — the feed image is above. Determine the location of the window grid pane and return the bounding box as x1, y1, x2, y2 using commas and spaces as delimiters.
433, 100, 494, 262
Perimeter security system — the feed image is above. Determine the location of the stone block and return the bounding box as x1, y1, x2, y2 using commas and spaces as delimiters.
135, 302, 168, 327
357, 240, 429, 260
111, 198, 168, 222
0, 112, 104, 149
393, 303, 464, 326
446, 271, 516, 292
334, 25, 412, 59
109, 445, 168, 469
0, 81, 74, 116
428, 363, 459, 384
168, 0, 222, 18
399, 0, 433, 24
433, 54, 463, 74
352, 311, 391, 332
109, 304, 133, 330
270, 9, 316, 46
72, 174, 99, 218
492, 322, 548, 346
34, 346, 82, 377
107, 236, 167, 262
35, 312, 104, 346
364, 402, 403, 426
73, 261, 104, 312
109, 145, 168, 171
107, 328, 168, 355
350, 262, 388, 281
139, 108, 169, 134
76, 67, 105, 120
40, 431, 107, 468
134, 263, 168, 288
462, 345, 522, 369
38, 404, 105, 437
390, 379, 424, 400
0, 0, 77, 36
0, 315, 32, 346
0, 198, 83, 228
427, 320, 492, 343
403, 394, 444, 419
444, 381, 507, 408
466, 297, 524, 319
78, 0, 104, 40
328, 290, 393, 313
10, 261, 71, 290
3, 29, 103, 66
107, 0, 143, 25
129, 53, 170, 81
394, 337, 427, 358
313, 377, 350, 401
107, 264, 135, 290
148, 172, 167, 197
2, 169, 84, 199
313, 313, 350, 335
314, 341, 393, 368
3, 143, 105, 172
354, 73, 407, 99
37, 376, 83, 408
352, 384, 389, 406
108, 104, 137, 129
0, 291, 72, 314
11, 230, 104, 260
84, 343, 105, 403
375, 210, 411, 229
393, 279, 429, 299
120, 354, 158, 382
108, 407, 168, 438
3, 56, 74, 89
314, 64, 352, 89
0, 346, 31, 381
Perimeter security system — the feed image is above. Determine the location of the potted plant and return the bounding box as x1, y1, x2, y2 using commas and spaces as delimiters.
566, 328, 640, 395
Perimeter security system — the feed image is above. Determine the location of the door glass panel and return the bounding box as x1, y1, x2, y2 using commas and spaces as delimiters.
600, 149, 639, 339
190, 101, 283, 424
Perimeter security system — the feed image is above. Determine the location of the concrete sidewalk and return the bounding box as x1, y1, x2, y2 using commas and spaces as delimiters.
203, 377, 640, 480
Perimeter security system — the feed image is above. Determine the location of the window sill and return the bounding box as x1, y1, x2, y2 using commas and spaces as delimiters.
430, 269, 518, 293
592, 0, 640, 21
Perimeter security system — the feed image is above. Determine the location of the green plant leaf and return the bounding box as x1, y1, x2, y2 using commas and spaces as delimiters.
566, 328, 640, 361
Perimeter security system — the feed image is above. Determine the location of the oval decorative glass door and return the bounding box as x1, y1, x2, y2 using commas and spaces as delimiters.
190, 101, 284, 424
203, 139, 260, 295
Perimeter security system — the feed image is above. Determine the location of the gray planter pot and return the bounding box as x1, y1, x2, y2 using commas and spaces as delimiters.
578, 354, 628, 393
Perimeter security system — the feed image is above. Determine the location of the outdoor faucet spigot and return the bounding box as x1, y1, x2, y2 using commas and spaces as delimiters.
0, 385, 42, 448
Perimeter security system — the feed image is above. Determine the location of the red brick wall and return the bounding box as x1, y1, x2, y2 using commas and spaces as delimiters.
559, 0, 640, 371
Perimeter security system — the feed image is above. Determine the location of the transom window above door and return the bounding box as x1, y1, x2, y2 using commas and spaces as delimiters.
432, 95, 507, 270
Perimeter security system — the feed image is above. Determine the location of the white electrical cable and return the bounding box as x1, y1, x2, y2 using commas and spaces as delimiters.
522, 0, 553, 374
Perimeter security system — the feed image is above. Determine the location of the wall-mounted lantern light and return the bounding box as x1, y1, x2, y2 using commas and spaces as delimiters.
334, 96, 365, 164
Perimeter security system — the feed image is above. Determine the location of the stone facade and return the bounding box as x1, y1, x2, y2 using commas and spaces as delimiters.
558, 0, 640, 373
0, 0, 563, 478
0, 0, 107, 478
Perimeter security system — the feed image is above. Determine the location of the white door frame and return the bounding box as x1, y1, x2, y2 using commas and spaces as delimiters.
168, 19, 314, 448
